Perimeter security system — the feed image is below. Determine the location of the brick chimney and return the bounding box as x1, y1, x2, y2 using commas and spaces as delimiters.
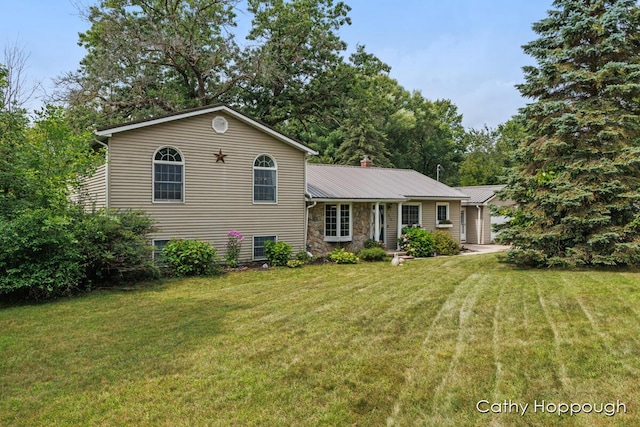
360, 155, 372, 168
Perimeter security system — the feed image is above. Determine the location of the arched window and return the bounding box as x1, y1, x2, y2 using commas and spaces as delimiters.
153, 147, 184, 202
253, 155, 277, 203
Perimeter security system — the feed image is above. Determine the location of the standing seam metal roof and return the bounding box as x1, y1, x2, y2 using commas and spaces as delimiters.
307, 164, 469, 200
455, 185, 506, 205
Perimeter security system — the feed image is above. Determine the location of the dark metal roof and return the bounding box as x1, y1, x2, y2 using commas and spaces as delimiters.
307, 164, 470, 201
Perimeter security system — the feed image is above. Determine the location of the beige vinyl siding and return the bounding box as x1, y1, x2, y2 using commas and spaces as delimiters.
421, 200, 462, 243
77, 163, 107, 210
108, 112, 308, 261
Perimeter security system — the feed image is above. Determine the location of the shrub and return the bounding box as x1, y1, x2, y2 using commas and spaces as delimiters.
295, 250, 314, 263
73, 208, 157, 285
363, 239, 385, 249
358, 247, 387, 262
329, 248, 359, 264
398, 227, 435, 257
287, 259, 304, 268
0, 208, 84, 299
162, 239, 220, 276
432, 230, 461, 256
225, 230, 245, 268
264, 240, 292, 267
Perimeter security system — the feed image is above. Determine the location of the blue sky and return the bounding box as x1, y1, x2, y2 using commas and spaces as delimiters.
0, 0, 552, 128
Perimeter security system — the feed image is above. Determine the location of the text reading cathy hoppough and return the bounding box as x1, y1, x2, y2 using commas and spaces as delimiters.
476, 400, 627, 417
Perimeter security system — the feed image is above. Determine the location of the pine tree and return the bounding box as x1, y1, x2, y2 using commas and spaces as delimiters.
499, 0, 640, 267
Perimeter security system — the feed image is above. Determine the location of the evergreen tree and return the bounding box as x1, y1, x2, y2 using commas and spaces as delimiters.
499, 0, 640, 267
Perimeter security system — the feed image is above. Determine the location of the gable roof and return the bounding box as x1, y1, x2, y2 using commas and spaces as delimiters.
455, 185, 506, 205
307, 164, 469, 201
95, 104, 318, 155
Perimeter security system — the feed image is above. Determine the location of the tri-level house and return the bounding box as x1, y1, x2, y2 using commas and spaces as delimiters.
81, 104, 469, 261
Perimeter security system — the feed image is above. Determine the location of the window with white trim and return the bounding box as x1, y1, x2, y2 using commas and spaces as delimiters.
401, 204, 421, 227
253, 155, 277, 203
253, 235, 276, 260
152, 239, 170, 265
153, 147, 184, 202
436, 202, 450, 224
325, 203, 352, 242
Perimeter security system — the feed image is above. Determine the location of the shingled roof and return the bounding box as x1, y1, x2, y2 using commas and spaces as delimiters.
307, 164, 469, 201
455, 185, 506, 205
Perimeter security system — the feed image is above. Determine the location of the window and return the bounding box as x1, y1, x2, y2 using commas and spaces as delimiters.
152, 239, 170, 264
325, 203, 352, 242
436, 202, 450, 224
154, 147, 184, 202
254, 155, 277, 203
253, 235, 276, 260
401, 204, 421, 227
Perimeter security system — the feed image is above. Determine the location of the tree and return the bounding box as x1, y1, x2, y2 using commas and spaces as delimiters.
458, 117, 523, 185
1, 42, 39, 112
238, 0, 352, 134
57, 0, 242, 128
498, 0, 640, 267
386, 92, 466, 184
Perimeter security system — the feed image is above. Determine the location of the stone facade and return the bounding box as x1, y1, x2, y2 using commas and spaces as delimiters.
307, 202, 373, 257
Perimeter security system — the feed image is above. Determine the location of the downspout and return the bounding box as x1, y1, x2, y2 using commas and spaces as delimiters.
94, 139, 109, 208
305, 197, 317, 252
476, 205, 482, 244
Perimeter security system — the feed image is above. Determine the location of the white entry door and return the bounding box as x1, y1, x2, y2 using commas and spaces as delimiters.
460, 207, 467, 243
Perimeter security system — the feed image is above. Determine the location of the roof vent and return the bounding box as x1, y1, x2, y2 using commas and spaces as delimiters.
212, 116, 229, 134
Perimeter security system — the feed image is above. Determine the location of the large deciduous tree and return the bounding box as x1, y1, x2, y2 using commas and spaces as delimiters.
58, 0, 242, 128
498, 0, 640, 267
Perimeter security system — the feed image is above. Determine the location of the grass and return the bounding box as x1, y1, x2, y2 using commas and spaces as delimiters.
1, 254, 640, 426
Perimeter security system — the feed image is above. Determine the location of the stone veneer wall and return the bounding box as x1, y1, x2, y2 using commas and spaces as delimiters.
307, 202, 372, 257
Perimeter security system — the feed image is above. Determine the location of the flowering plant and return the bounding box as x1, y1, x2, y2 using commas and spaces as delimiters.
225, 230, 245, 268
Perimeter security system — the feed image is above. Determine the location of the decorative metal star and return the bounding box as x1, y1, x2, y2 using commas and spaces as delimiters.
215, 148, 227, 163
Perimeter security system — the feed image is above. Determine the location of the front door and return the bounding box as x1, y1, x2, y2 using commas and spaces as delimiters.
370, 204, 386, 245
460, 207, 467, 243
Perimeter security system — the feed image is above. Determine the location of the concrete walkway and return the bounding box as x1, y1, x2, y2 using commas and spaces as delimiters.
459, 244, 511, 255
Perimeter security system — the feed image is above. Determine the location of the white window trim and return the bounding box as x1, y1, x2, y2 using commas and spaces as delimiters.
401, 203, 422, 228
152, 146, 185, 203
436, 202, 451, 227
324, 203, 353, 242
152, 239, 170, 261
253, 154, 278, 204
253, 235, 277, 260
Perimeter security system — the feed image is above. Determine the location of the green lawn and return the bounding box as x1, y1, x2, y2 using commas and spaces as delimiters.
1, 254, 639, 426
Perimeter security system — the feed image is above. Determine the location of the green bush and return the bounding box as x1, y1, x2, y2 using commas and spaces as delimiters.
0, 208, 84, 299
433, 230, 461, 256
162, 239, 220, 276
398, 227, 435, 257
358, 247, 387, 262
264, 240, 292, 267
287, 259, 304, 268
295, 250, 313, 263
73, 208, 158, 284
363, 239, 385, 249
329, 248, 359, 264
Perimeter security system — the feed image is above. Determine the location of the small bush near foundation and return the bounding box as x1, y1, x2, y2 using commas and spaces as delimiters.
398, 227, 435, 257
433, 230, 461, 256
358, 247, 387, 262
162, 239, 220, 276
264, 240, 293, 267
329, 248, 359, 264
295, 250, 314, 263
